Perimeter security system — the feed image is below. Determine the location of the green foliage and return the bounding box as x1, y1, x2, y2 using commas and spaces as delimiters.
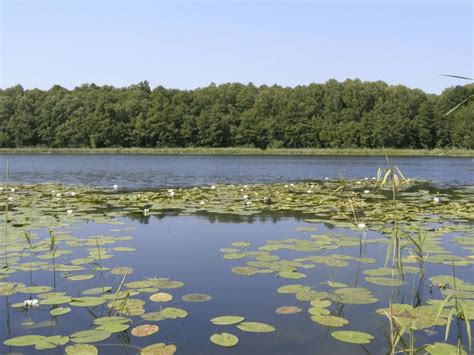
0, 80, 472, 149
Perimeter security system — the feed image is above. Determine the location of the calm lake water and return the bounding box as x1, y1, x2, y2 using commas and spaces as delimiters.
0, 155, 472, 189
0, 155, 472, 354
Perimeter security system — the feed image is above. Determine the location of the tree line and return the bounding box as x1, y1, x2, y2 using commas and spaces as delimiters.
0, 79, 472, 149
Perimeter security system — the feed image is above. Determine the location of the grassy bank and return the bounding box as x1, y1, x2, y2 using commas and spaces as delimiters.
0, 147, 473, 157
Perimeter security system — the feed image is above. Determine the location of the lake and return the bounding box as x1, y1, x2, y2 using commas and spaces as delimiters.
0, 155, 473, 354
0, 155, 472, 189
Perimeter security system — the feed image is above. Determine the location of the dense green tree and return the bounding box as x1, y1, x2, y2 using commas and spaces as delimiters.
0, 80, 471, 149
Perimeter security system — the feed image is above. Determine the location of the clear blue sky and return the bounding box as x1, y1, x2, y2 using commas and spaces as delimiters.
0, 0, 472, 93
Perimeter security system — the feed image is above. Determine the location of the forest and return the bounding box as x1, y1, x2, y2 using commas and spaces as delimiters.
0, 79, 472, 149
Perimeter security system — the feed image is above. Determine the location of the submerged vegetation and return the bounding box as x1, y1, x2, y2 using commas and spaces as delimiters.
0, 80, 473, 150
0, 176, 473, 353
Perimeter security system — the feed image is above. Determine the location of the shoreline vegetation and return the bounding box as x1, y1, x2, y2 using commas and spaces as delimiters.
0, 147, 473, 157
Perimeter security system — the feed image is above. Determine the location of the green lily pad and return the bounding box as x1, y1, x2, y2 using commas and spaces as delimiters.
150, 292, 173, 302
17, 286, 52, 294
141, 343, 177, 355
3, 335, 46, 346
331, 330, 374, 344
82, 286, 112, 295
237, 321, 275, 333
424, 342, 467, 355
278, 271, 306, 279
50, 307, 71, 316
41, 295, 72, 305
365, 276, 405, 287
182, 293, 212, 302
210, 316, 245, 325
65, 344, 99, 354
160, 307, 188, 319
34, 335, 69, 350
70, 329, 111, 343
70, 297, 106, 307
311, 315, 349, 327
210, 332, 239, 347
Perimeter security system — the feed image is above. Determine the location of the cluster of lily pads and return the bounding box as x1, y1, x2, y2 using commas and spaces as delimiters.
0, 178, 473, 353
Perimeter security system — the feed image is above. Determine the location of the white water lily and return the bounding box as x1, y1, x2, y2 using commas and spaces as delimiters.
433, 197, 440, 204
169, 191, 176, 197
364, 177, 369, 181
113, 184, 118, 190
324, 177, 329, 180
143, 208, 150, 216
290, 183, 295, 187
199, 200, 206, 205
243, 195, 249, 199
10, 188, 15, 192
356, 181, 362, 184
245, 201, 252, 206
7, 197, 13, 201
167, 189, 174, 193
70, 192, 76, 196
24, 299, 39, 308
364, 190, 370, 194
67, 209, 73, 215
284, 184, 289, 188
357, 222, 367, 229
243, 185, 248, 188
307, 189, 313, 194
56, 193, 61, 197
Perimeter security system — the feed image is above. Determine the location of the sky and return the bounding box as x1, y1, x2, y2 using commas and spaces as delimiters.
0, 0, 472, 94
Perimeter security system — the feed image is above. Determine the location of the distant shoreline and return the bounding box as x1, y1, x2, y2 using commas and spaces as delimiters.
0, 148, 472, 157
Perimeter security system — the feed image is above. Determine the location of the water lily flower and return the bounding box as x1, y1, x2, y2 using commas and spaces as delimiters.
211, 185, 216, 189
433, 197, 440, 204
169, 191, 176, 197
199, 200, 206, 205
284, 184, 289, 188
167, 189, 174, 193
307, 189, 313, 194
263, 197, 272, 203
364, 177, 369, 181
143, 209, 150, 216
357, 222, 367, 229
364, 190, 370, 194
24, 299, 39, 308
7, 197, 13, 201
290, 183, 295, 187
245, 201, 252, 206
67, 209, 73, 215
10, 188, 15, 192
243, 185, 248, 188
243, 195, 249, 199
56, 193, 61, 197
70, 192, 76, 196
113, 184, 119, 190
356, 181, 362, 184
324, 177, 329, 180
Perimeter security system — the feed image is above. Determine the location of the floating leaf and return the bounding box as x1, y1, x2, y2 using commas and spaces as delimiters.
50, 307, 71, 316
210, 332, 239, 347
159, 307, 188, 319
182, 293, 212, 302
210, 316, 245, 325
17, 286, 52, 294
65, 344, 98, 355
131, 324, 159, 337
424, 342, 467, 355
41, 295, 72, 305
331, 330, 374, 344
70, 297, 106, 307
150, 292, 173, 302
34, 335, 69, 350
82, 287, 112, 295
365, 276, 405, 287
278, 271, 306, 279
70, 329, 111, 343
141, 343, 177, 355
4, 335, 46, 346
276, 306, 302, 314
237, 322, 275, 333
311, 315, 348, 327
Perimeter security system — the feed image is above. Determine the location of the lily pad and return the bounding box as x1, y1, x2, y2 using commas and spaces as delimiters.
276, 306, 302, 314
50, 307, 71, 316
311, 315, 349, 327
70, 329, 111, 343
424, 342, 467, 355
3, 335, 46, 346
65, 344, 99, 355
237, 321, 275, 333
70, 297, 106, 307
131, 324, 159, 337
182, 293, 212, 302
34, 335, 69, 350
331, 330, 374, 344
160, 307, 188, 319
210, 332, 239, 347
150, 292, 173, 302
210, 316, 245, 325
141, 343, 177, 355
